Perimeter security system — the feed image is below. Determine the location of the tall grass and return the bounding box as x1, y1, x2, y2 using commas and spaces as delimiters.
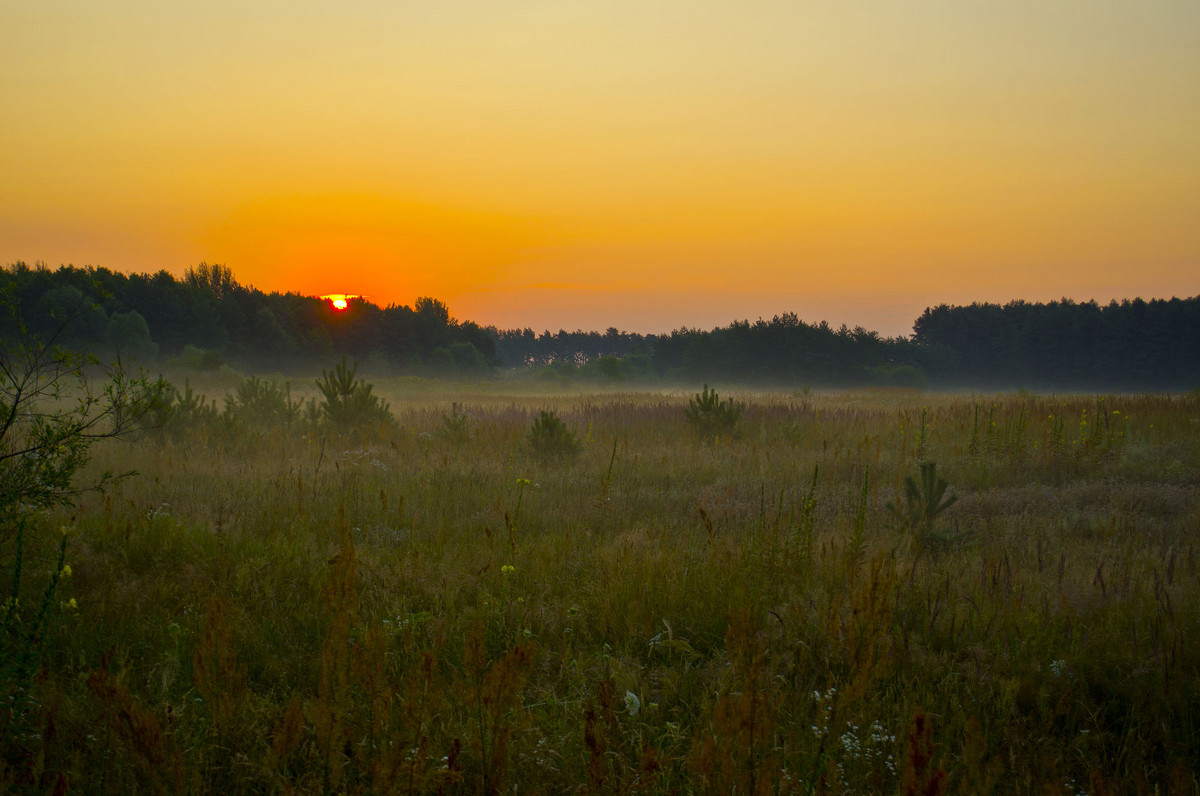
2, 384, 1198, 792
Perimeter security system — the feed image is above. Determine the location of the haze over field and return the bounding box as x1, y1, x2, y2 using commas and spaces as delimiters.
3, 1, 1198, 336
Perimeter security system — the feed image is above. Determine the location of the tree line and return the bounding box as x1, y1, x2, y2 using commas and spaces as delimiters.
1, 262, 497, 376
4, 262, 1197, 389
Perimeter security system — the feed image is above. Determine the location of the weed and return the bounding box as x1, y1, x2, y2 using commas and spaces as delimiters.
1, 524, 69, 768
901, 708, 947, 796
5, 387, 1199, 792
461, 620, 534, 793
87, 657, 187, 793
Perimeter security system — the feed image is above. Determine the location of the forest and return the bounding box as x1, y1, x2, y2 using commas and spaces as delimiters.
3, 261, 1198, 390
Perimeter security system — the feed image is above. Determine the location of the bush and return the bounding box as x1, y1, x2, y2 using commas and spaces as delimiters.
178, 344, 225, 372
315, 358, 394, 432
685, 384, 743, 442
145, 379, 218, 442
437, 402, 473, 444
888, 461, 962, 551
527, 410, 582, 460
223, 377, 300, 429
1, 316, 168, 536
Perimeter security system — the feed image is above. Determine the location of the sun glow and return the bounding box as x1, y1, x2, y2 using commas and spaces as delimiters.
320, 293, 358, 311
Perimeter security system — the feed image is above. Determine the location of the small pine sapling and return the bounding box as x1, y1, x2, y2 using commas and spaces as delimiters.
527, 410, 582, 460
685, 384, 743, 442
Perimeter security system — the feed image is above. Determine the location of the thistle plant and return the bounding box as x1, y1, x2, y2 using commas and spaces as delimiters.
685, 384, 743, 442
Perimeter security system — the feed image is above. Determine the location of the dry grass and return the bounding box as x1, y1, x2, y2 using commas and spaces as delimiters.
3, 383, 1198, 793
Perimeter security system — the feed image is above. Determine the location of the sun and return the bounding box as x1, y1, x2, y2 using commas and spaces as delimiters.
319, 293, 359, 312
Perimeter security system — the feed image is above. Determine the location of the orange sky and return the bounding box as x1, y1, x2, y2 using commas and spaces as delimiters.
3, 2, 1198, 336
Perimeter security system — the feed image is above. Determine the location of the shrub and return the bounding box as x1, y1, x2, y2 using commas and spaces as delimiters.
437, 402, 472, 444
888, 461, 961, 551
685, 384, 743, 441
527, 410, 581, 460
178, 344, 225, 372
315, 358, 394, 432
223, 377, 299, 429
149, 379, 219, 441
1, 316, 168, 535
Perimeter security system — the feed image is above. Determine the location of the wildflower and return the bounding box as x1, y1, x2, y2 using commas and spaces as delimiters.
501, 564, 515, 574
624, 690, 641, 716
61, 598, 78, 611
515, 477, 531, 487
59, 563, 72, 578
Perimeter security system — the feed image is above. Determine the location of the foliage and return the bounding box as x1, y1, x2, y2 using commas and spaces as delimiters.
913, 297, 1200, 389
314, 358, 393, 432
165, 380, 218, 435
526, 410, 581, 460
429, 342, 490, 376
3, 388, 1200, 792
888, 461, 960, 550
7, 262, 1200, 388
1, 262, 501, 375
176, 344, 224, 372
2, 525, 70, 755
437, 402, 473, 444
685, 384, 743, 441
0, 311, 169, 536
223, 376, 301, 429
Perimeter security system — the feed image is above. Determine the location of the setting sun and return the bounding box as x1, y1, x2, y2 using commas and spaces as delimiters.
320, 293, 358, 312
2, 2, 1198, 336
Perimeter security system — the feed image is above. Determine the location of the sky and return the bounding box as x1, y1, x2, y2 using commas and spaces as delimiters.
2, 1, 1198, 337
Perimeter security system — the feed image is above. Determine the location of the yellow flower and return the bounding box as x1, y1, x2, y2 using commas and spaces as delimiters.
60, 563, 72, 578
501, 564, 515, 574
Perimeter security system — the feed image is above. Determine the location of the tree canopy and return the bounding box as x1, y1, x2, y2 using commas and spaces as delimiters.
4, 263, 1197, 389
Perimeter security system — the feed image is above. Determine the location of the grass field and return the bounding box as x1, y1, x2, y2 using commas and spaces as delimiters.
4, 378, 1199, 793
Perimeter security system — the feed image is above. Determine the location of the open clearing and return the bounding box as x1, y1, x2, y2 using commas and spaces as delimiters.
6, 384, 1199, 793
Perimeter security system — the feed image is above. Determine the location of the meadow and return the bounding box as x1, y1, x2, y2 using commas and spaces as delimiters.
3, 373, 1199, 794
